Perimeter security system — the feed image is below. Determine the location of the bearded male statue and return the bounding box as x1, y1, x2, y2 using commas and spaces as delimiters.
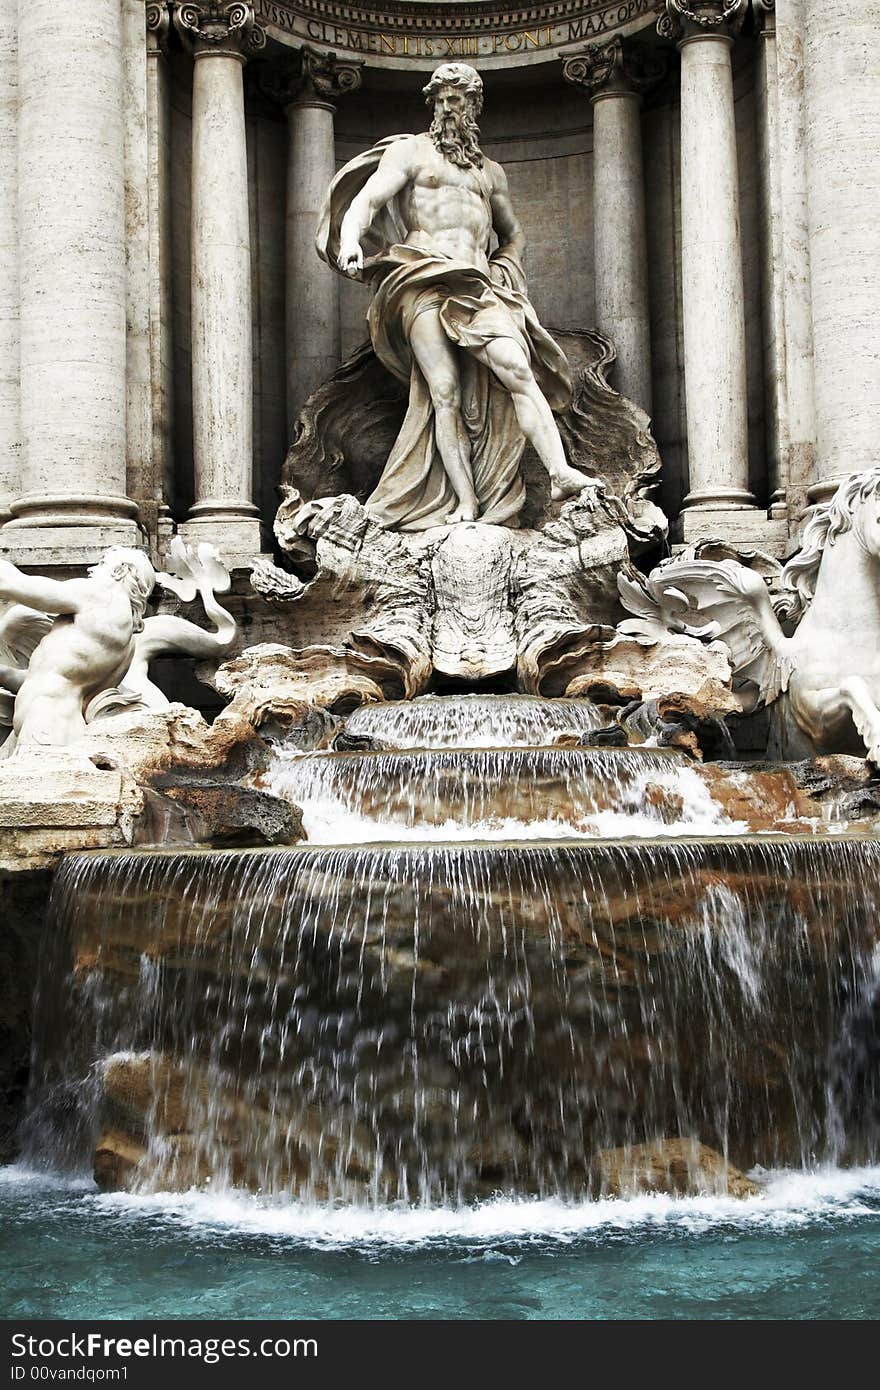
317, 63, 600, 531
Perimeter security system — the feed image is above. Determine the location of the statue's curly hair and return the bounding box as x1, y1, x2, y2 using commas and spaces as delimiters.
422, 63, 483, 116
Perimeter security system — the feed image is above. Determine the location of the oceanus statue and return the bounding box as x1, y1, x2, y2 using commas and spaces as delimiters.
619, 469, 880, 762
317, 61, 601, 529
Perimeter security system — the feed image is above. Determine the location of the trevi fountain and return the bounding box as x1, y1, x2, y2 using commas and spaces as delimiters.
0, 0, 879, 1322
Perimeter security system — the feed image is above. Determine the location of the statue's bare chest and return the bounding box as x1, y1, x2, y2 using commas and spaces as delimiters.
414, 157, 487, 198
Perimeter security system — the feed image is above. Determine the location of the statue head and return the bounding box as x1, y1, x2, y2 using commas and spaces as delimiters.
90, 547, 156, 633
423, 63, 484, 168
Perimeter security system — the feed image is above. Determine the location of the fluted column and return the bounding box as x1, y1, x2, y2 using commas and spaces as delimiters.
563, 39, 663, 414
802, 0, 880, 503
174, 2, 266, 559
265, 48, 362, 429
0, 0, 19, 525
5, 0, 139, 554
662, 0, 757, 537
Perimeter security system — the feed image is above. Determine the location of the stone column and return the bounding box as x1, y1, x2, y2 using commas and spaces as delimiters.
753, 0, 789, 520
146, 2, 175, 551
4, 0, 140, 560
661, 0, 758, 540
563, 39, 663, 414
174, 2, 266, 560
264, 48, 362, 430
0, 0, 19, 525
774, 0, 816, 518
802, 0, 880, 503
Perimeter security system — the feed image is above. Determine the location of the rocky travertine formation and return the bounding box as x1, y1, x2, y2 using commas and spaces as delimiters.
591, 1139, 759, 1200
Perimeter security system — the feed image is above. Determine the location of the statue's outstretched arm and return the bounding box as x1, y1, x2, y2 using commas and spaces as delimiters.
338, 141, 415, 276
0, 559, 80, 615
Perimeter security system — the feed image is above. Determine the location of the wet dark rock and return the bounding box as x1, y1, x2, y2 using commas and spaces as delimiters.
579, 724, 629, 748
0, 868, 53, 1163
149, 783, 304, 847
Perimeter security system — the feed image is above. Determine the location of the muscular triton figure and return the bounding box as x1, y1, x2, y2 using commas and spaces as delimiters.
317, 63, 599, 531
0, 549, 155, 753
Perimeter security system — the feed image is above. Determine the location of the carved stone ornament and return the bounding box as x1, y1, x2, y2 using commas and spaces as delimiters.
174, 2, 267, 57
145, 2, 171, 54
562, 37, 667, 98
260, 46, 364, 109
658, 0, 748, 40
751, 0, 775, 31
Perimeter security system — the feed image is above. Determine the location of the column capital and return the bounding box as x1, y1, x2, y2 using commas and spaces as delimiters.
145, 3, 171, 57
562, 37, 667, 101
751, 0, 775, 36
657, 0, 748, 43
173, 2, 267, 62
261, 46, 364, 112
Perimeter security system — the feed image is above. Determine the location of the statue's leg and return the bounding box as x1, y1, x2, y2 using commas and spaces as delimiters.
837, 676, 880, 766
476, 338, 601, 501
409, 311, 478, 522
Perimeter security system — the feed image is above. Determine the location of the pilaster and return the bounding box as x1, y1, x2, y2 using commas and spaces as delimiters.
146, 2, 175, 558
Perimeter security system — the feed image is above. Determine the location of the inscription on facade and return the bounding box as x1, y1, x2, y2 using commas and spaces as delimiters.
253, 0, 656, 60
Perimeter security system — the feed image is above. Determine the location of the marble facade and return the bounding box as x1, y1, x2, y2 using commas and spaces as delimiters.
0, 0, 877, 573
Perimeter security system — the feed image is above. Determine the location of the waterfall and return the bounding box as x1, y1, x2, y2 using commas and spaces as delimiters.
265, 747, 742, 842
21, 837, 880, 1204
343, 694, 606, 749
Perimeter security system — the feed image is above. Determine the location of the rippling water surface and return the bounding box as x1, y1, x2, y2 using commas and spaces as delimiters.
3, 1166, 880, 1320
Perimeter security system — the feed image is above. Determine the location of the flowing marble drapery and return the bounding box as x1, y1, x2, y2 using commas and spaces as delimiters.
316, 137, 572, 531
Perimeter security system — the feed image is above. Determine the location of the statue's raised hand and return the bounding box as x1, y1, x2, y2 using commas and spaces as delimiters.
338, 240, 363, 278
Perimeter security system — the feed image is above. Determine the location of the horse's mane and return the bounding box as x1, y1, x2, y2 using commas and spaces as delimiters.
775, 469, 880, 622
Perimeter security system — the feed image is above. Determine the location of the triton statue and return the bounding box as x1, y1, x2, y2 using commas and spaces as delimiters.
317, 62, 600, 530
0, 548, 156, 752
0, 541, 237, 752
619, 468, 880, 764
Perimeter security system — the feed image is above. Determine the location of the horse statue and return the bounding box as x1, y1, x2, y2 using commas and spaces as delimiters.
618, 468, 880, 763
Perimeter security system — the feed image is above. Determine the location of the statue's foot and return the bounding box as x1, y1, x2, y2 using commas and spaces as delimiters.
550, 467, 602, 502
448, 500, 479, 524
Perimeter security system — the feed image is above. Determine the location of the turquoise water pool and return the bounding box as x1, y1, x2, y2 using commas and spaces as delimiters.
3, 1167, 880, 1321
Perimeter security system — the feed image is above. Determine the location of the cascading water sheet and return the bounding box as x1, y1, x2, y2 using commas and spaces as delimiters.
343, 694, 606, 749
265, 746, 745, 843
23, 838, 880, 1207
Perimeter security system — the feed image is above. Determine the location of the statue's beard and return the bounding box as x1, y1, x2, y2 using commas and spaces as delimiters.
429, 109, 483, 168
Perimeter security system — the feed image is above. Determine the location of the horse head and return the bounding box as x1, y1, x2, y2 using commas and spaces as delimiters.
776, 468, 880, 623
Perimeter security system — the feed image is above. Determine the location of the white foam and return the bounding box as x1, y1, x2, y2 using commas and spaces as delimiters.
266, 751, 747, 844
70, 1166, 880, 1250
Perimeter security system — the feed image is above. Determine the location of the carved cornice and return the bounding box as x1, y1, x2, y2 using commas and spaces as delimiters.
146, 2, 172, 56
657, 0, 748, 41
173, 2, 268, 60
261, 45, 363, 107
562, 36, 667, 98
247, 0, 665, 63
